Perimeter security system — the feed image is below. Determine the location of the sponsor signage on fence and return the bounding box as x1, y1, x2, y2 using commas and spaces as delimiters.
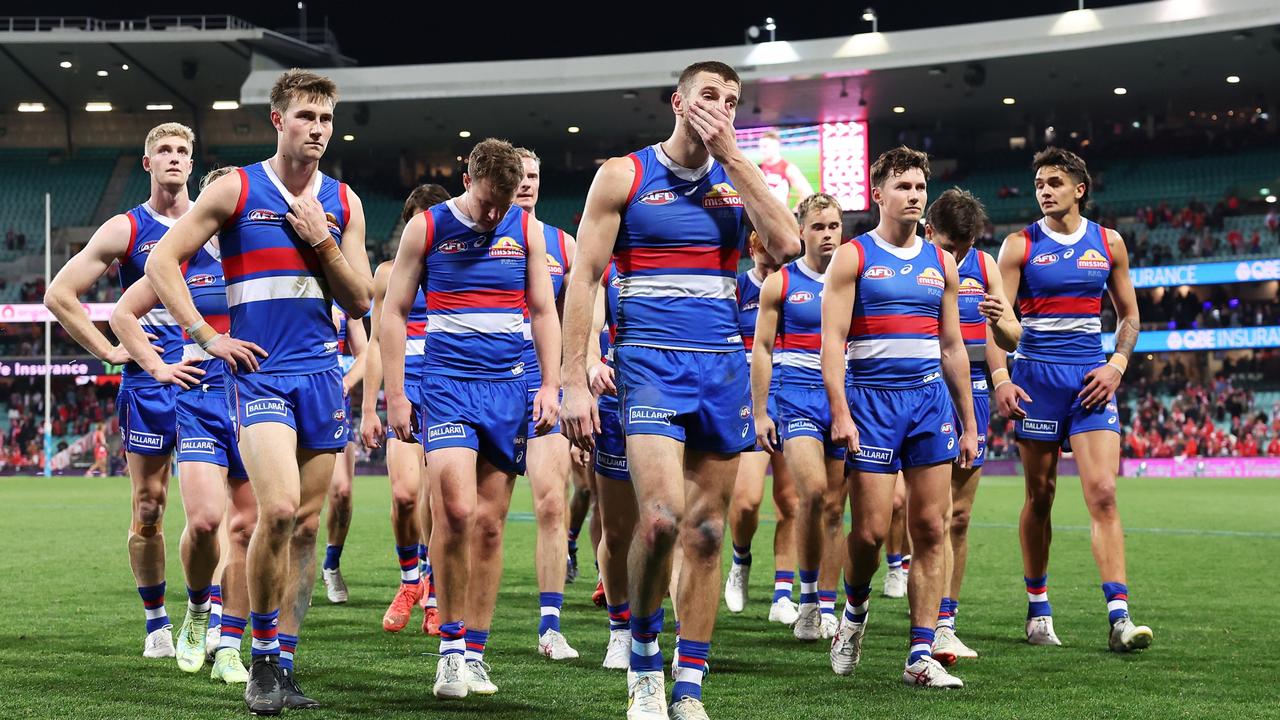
1128, 257, 1280, 288
1123, 457, 1280, 478
1103, 326, 1280, 353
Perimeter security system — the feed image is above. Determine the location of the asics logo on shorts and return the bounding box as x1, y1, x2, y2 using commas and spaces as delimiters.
629, 406, 675, 426
597, 451, 628, 471
129, 430, 163, 450
427, 423, 467, 442
787, 418, 820, 433
854, 445, 895, 465
179, 437, 217, 455
245, 398, 288, 417
1022, 419, 1060, 434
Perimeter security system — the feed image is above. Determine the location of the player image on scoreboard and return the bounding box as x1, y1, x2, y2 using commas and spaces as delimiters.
737, 122, 869, 212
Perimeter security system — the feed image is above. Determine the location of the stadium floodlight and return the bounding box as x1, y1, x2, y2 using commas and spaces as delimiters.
893, 105, 905, 113
458, 130, 472, 138
1266, 195, 1277, 204
1003, 97, 1016, 105
212, 100, 240, 110
567, 126, 581, 134
862, 8, 878, 32
18, 103, 46, 113
146, 103, 174, 111
121, 64, 129, 71
59, 60, 72, 69
1226, 75, 1240, 84
764, 17, 776, 41
96, 70, 108, 77
84, 102, 112, 112
342, 134, 355, 141
1113, 87, 1127, 95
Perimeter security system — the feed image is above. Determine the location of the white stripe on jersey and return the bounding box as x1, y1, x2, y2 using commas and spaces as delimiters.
1022, 316, 1102, 333
143, 308, 179, 327
776, 352, 821, 369
406, 338, 425, 356
619, 274, 736, 300
182, 343, 213, 362
846, 337, 941, 361
426, 312, 523, 335
226, 276, 326, 307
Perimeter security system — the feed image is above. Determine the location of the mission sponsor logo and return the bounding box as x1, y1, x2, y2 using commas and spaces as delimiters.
1022, 418, 1059, 435
916, 267, 945, 289
1076, 248, 1110, 271
639, 190, 676, 206
629, 405, 675, 426
547, 255, 565, 276
1031, 252, 1059, 266
438, 239, 469, 254
702, 183, 743, 209
863, 266, 895, 280
129, 430, 164, 450
179, 437, 217, 455
427, 422, 467, 442
788, 290, 815, 304
855, 444, 895, 465
248, 209, 282, 222
325, 212, 341, 233
244, 398, 288, 417
186, 274, 216, 287
488, 236, 525, 258
959, 277, 985, 296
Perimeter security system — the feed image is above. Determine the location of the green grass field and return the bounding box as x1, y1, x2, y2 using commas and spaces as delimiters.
2, 473, 1277, 719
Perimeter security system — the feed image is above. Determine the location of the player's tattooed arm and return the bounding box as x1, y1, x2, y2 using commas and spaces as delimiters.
980, 251, 1021, 352
1080, 229, 1140, 409
45, 213, 132, 363
820, 242, 861, 455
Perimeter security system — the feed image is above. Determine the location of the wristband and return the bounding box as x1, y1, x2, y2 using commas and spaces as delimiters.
188, 321, 218, 347
991, 367, 1010, 382
1107, 353, 1128, 374
1106, 362, 1126, 375
993, 380, 1012, 392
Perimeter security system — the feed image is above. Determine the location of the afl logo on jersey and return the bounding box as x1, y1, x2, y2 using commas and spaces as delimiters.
917, 267, 946, 289
741, 300, 760, 312
863, 266, 895, 280
546, 255, 565, 276
1076, 248, 1110, 270
137, 240, 159, 255
186, 274, 216, 287
248, 209, 282, 222
1031, 252, 1059, 266
488, 237, 525, 258
702, 183, 744, 208
639, 190, 676, 206
959, 277, 985, 295
610, 274, 624, 289
438, 239, 468, 254
788, 290, 815, 304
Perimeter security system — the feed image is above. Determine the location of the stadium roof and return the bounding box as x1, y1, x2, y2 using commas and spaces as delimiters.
237, 0, 1280, 157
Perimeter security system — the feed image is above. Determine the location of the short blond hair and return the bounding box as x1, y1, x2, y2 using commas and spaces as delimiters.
269, 69, 338, 115
144, 122, 195, 156
200, 166, 237, 191
796, 193, 841, 225
467, 138, 523, 197
514, 147, 541, 166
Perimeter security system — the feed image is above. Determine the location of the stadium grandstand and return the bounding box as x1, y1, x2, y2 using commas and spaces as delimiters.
1, 1, 1278, 717
2, 3, 1276, 476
